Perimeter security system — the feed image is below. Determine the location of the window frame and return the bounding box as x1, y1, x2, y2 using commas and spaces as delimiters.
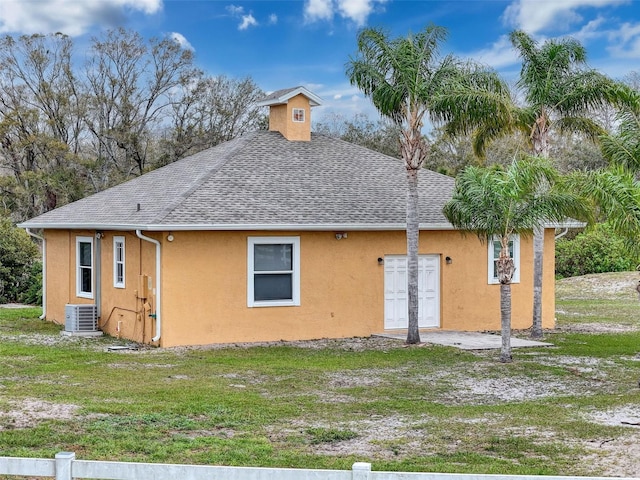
292, 108, 305, 123
487, 234, 520, 284
113, 235, 125, 289
76, 236, 94, 299
247, 236, 300, 307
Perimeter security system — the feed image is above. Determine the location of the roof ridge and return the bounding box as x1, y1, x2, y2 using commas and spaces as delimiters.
151, 132, 257, 223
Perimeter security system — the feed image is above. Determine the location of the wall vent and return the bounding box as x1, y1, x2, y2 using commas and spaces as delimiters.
64, 304, 98, 332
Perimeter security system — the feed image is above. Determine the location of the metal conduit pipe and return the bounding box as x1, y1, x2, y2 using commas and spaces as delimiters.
25, 228, 46, 319
135, 230, 162, 342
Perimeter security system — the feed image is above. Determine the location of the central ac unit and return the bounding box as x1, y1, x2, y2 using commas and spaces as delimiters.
64, 304, 98, 332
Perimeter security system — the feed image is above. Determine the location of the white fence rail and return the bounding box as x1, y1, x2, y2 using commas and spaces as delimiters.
0, 452, 637, 480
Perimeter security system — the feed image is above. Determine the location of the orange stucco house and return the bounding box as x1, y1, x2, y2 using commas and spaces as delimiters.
21, 87, 565, 347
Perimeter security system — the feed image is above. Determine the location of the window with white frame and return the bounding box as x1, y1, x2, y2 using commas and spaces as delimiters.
248, 237, 300, 307
488, 235, 520, 284
292, 108, 305, 123
113, 236, 125, 288
76, 236, 94, 298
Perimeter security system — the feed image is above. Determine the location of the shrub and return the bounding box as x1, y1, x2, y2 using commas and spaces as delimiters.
18, 260, 43, 305
0, 217, 40, 303
555, 223, 638, 278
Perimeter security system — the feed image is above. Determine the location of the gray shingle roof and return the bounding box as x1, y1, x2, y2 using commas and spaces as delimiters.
20, 131, 456, 231
257, 86, 323, 107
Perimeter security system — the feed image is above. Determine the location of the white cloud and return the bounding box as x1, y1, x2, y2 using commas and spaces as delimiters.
606, 21, 640, 58
238, 14, 258, 30
464, 35, 519, 70
337, 0, 371, 26
268, 13, 278, 25
226, 4, 258, 30
168, 32, 194, 51
0, 0, 162, 36
572, 15, 608, 43
304, 0, 386, 26
226, 4, 244, 15
305, 0, 334, 22
502, 0, 628, 34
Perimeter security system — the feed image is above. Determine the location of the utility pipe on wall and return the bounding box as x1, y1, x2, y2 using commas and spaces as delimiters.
25, 228, 46, 319
135, 230, 161, 342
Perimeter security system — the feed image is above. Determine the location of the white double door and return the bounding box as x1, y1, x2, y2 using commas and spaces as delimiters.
384, 255, 440, 330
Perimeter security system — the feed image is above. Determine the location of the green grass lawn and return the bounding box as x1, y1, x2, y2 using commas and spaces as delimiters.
1, 273, 640, 476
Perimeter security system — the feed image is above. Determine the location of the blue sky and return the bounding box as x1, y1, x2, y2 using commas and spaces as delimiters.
1, 0, 640, 122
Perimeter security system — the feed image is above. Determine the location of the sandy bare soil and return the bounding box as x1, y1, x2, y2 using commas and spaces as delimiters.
2, 273, 640, 476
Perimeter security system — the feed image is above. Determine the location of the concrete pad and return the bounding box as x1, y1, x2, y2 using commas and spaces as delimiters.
60, 330, 103, 337
375, 330, 553, 350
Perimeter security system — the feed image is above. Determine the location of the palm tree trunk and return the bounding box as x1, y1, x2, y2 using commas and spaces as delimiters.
405, 167, 421, 345
497, 241, 514, 363
531, 225, 544, 338
500, 283, 512, 363
531, 124, 549, 339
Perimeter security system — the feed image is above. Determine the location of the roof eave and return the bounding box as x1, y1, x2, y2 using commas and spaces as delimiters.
18, 222, 458, 232
545, 219, 586, 228
257, 87, 323, 108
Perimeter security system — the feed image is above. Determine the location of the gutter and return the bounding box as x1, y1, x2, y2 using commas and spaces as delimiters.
25, 229, 46, 319
135, 230, 162, 343
20, 222, 460, 232
19, 219, 587, 232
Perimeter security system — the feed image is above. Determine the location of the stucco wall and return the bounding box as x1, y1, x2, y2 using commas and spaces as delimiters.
44, 230, 158, 342
44, 230, 72, 325
158, 229, 555, 347
267, 94, 311, 141
97, 231, 158, 343
43, 228, 556, 347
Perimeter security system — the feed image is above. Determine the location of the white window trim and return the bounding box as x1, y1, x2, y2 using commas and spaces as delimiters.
488, 234, 520, 285
248, 236, 300, 307
76, 236, 94, 299
292, 108, 305, 123
113, 236, 125, 289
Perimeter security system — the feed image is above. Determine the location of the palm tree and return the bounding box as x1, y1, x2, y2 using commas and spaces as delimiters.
600, 87, 640, 172
346, 25, 509, 344
443, 156, 590, 362
566, 167, 640, 253
450, 31, 621, 339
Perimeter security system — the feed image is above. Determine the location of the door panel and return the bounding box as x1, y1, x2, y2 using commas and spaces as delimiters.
384, 255, 440, 329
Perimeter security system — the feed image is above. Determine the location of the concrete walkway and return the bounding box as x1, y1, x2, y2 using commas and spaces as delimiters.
375, 330, 553, 350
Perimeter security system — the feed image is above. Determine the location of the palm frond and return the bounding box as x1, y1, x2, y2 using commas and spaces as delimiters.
443, 156, 591, 243
555, 116, 605, 142
566, 167, 640, 240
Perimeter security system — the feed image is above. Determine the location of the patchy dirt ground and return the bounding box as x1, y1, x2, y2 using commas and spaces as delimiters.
2, 273, 640, 476
0, 399, 80, 430
555, 271, 640, 301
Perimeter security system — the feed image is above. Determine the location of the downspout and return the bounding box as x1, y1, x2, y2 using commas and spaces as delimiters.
135, 230, 161, 342
555, 227, 569, 240
25, 229, 46, 320
95, 232, 102, 318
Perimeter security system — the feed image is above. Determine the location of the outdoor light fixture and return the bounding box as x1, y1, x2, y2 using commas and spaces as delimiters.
445, 256, 452, 264
377, 257, 384, 265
